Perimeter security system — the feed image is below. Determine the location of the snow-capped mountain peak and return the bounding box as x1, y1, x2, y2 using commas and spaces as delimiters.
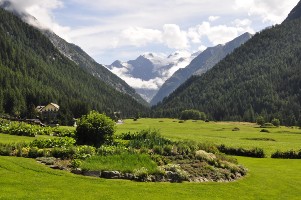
107, 51, 200, 102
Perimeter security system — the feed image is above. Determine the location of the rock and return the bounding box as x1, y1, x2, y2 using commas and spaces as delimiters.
166, 171, 183, 183
101, 171, 121, 179
71, 168, 82, 175
82, 170, 101, 177
49, 165, 60, 169
123, 173, 134, 180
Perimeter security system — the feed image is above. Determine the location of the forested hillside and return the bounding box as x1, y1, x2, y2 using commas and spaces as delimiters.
0, 8, 148, 123
153, 17, 301, 125
150, 33, 252, 106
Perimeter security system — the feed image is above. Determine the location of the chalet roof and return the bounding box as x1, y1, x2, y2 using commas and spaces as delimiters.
36, 106, 45, 112
50, 103, 60, 109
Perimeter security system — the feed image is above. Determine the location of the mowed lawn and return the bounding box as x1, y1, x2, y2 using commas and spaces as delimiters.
0, 133, 52, 144
0, 156, 300, 200
0, 119, 300, 199
116, 118, 301, 156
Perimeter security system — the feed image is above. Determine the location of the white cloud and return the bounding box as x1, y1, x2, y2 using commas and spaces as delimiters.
188, 20, 254, 46
209, 16, 220, 22
162, 24, 189, 49
198, 45, 207, 52
234, 0, 300, 24
0, 0, 72, 41
120, 27, 162, 47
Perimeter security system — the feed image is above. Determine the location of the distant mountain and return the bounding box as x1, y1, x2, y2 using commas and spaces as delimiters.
153, 10, 301, 125
0, 8, 148, 123
0, 0, 147, 106
284, 0, 301, 22
150, 32, 252, 106
107, 51, 200, 102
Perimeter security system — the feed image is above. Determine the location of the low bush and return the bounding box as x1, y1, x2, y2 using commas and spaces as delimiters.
260, 129, 270, 133
30, 137, 76, 148
232, 127, 240, 131
218, 144, 265, 158
52, 128, 75, 138
0, 119, 53, 137
126, 129, 173, 149
271, 149, 301, 159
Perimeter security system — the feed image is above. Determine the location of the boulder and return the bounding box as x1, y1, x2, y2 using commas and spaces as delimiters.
82, 170, 101, 177
101, 171, 121, 179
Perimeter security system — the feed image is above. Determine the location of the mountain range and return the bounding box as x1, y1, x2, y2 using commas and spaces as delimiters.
107, 51, 200, 101
150, 32, 253, 105
153, 2, 301, 125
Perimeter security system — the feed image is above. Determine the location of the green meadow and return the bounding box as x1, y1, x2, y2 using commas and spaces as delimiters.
0, 118, 300, 199
116, 119, 301, 156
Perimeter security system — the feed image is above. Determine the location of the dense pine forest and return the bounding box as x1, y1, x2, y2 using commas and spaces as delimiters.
0, 8, 148, 124
153, 17, 301, 126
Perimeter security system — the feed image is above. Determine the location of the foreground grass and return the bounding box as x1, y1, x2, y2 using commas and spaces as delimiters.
116, 119, 301, 156
81, 153, 159, 173
0, 156, 300, 200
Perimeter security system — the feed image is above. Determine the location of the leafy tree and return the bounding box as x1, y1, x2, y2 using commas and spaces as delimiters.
271, 118, 280, 127
256, 116, 265, 126
180, 109, 206, 120
75, 111, 116, 147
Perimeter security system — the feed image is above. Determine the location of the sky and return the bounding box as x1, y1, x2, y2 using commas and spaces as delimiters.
1, 0, 299, 65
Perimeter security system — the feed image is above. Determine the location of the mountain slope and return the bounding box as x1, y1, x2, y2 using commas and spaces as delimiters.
153, 16, 301, 125
42, 31, 148, 106
150, 33, 252, 106
284, 0, 301, 22
108, 51, 199, 101
0, 0, 147, 106
0, 8, 148, 122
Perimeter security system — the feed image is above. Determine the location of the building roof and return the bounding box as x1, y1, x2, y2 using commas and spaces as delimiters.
36, 106, 45, 112
50, 103, 60, 109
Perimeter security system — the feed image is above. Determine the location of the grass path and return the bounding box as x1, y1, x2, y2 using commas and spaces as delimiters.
0, 156, 300, 200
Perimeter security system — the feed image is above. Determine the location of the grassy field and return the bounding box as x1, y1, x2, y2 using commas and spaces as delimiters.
0, 156, 300, 200
0, 133, 52, 144
116, 119, 301, 156
0, 119, 300, 199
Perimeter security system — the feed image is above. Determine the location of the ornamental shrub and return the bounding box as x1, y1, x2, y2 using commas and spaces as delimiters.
75, 111, 116, 147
